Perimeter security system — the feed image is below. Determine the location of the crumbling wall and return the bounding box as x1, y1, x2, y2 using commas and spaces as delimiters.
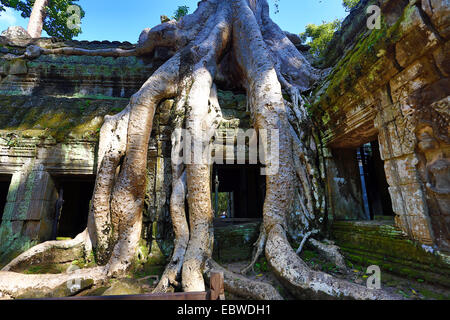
314, 0, 449, 250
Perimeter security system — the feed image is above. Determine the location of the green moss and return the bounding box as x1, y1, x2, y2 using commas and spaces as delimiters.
419, 288, 450, 300
311, 3, 412, 124
135, 239, 150, 265
146, 240, 166, 265
254, 257, 269, 273
24, 264, 66, 274
0, 95, 128, 142
332, 221, 450, 287
213, 222, 261, 263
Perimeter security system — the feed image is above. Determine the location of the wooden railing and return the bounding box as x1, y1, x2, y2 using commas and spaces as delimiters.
31, 272, 225, 301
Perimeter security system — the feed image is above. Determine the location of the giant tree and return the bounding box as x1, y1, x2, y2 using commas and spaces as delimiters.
0, 0, 84, 39
0, 0, 397, 300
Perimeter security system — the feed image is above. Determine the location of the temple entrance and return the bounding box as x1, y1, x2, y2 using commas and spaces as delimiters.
0, 175, 12, 222
357, 141, 394, 220
212, 164, 265, 226
52, 175, 95, 239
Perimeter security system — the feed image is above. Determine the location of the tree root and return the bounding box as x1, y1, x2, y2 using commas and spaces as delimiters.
40, 47, 137, 57
1, 230, 89, 272
241, 225, 267, 275
296, 230, 319, 255
0, 266, 106, 299
206, 260, 283, 300
309, 238, 348, 270
266, 225, 400, 300
153, 171, 188, 293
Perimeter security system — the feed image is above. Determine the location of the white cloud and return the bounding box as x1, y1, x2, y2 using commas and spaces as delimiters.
0, 7, 17, 26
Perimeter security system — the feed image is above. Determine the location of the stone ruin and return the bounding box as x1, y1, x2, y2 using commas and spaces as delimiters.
0, 0, 448, 291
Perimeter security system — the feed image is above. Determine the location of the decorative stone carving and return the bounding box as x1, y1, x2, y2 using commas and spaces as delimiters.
416, 124, 450, 250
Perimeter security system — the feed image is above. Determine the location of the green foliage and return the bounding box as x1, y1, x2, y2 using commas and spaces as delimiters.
0, 0, 85, 40
299, 19, 341, 57
342, 0, 361, 11
254, 257, 269, 273
216, 192, 230, 217
172, 5, 189, 21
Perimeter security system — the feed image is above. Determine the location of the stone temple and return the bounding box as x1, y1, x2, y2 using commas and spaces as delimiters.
0, 0, 448, 296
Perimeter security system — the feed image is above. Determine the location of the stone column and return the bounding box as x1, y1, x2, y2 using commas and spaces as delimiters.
0, 161, 58, 264
374, 87, 436, 246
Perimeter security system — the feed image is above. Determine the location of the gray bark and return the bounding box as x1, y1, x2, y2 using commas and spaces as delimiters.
0, 0, 399, 300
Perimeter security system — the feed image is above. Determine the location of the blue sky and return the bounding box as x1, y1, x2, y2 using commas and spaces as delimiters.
0, 0, 347, 42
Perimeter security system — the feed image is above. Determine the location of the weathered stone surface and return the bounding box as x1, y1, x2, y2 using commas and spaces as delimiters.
312, 0, 449, 250
384, 154, 420, 186
326, 149, 367, 221
8, 60, 28, 75
102, 279, 145, 296
390, 57, 440, 96
395, 5, 439, 68
213, 222, 261, 262
433, 41, 450, 76
1, 26, 31, 41
422, 0, 450, 39
332, 220, 450, 287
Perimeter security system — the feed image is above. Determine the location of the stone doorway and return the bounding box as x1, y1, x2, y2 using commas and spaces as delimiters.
52, 175, 95, 239
357, 141, 394, 220
212, 164, 265, 225
0, 175, 12, 222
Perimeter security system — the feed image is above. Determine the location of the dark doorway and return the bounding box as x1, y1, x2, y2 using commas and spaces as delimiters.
0, 175, 12, 221
212, 164, 265, 222
357, 141, 394, 220
52, 175, 95, 239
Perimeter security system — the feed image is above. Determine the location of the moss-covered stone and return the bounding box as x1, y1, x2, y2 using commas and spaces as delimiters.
0, 95, 128, 142
101, 279, 145, 296
332, 220, 450, 287
15, 278, 94, 299
213, 222, 261, 263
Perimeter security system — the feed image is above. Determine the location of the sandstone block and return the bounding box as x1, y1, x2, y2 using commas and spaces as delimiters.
422, 0, 450, 39
395, 6, 439, 67
433, 41, 450, 76
384, 154, 420, 186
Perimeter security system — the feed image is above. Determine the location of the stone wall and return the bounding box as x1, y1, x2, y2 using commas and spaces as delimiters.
0, 96, 128, 264
314, 0, 449, 251
332, 220, 450, 286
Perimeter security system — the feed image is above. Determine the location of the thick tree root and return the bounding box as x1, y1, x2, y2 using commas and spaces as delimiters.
266, 225, 400, 300
154, 171, 188, 293
0, 266, 106, 299
1, 230, 88, 272
309, 238, 348, 270
205, 260, 283, 300
40, 47, 137, 57
180, 0, 232, 292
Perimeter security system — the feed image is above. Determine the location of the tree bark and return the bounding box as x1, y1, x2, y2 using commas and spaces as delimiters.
0, 0, 401, 300
27, 0, 49, 38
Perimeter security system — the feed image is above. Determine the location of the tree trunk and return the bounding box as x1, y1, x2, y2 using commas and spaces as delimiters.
0, 0, 400, 300
27, 0, 49, 38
